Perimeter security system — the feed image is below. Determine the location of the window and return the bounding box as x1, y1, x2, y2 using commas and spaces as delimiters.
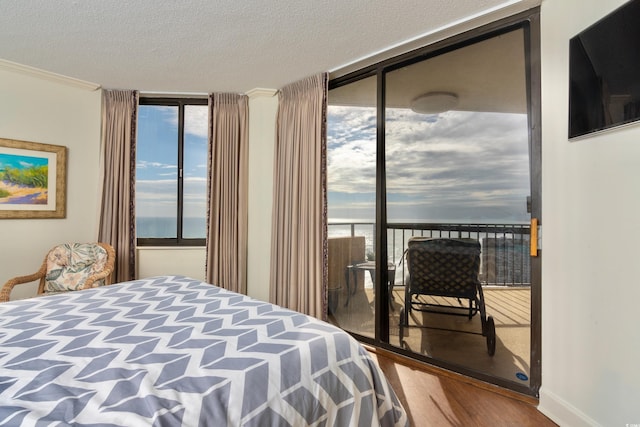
136, 98, 208, 246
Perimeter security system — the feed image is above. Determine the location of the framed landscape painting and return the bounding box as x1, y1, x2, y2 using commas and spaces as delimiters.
0, 138, 66, 218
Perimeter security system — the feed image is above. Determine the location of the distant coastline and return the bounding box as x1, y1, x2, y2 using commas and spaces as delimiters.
137, 216, 206, 238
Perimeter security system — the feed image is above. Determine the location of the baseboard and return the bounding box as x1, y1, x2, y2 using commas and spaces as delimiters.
538, 388, 602, 427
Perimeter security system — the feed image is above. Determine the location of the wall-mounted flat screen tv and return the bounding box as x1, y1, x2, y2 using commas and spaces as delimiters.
569, 0, 640, 139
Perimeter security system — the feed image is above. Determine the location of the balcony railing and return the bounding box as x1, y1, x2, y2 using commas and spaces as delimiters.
328, 222, 531, 287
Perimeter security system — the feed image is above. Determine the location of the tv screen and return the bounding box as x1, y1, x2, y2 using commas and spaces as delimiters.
569, 0, 640, 138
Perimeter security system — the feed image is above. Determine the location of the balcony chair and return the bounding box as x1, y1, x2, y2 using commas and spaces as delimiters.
399, 237, 496, 356
328, 236, 366, 313
0, 242, 116, 302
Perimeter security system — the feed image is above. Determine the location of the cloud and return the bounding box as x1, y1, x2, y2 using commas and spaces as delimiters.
137, 160, 177, 170
139, 103, 208, 139
327, 105, 531, 223
136, 160, 178, 181
135, 179, 176, 217
184, 105, 209, 138
136, 177, 207, 218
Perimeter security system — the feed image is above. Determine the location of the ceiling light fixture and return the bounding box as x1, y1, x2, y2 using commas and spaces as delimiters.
410, 92, 459, 114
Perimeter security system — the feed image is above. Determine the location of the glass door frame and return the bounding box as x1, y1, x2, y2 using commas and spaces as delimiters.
328, 8, 541, 397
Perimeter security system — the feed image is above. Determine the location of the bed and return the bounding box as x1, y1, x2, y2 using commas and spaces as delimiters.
0, 275, 408, 426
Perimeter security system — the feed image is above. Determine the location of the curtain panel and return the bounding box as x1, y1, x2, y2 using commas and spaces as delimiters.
269, 73, 328, 320
206, 93, 249, 294
98, 89, 138, 283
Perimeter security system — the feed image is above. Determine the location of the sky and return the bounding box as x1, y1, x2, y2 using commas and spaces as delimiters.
136, 105, 208, 219
0, 153, 49, 171
135, 101, 531, 227
327, 106, 531, 224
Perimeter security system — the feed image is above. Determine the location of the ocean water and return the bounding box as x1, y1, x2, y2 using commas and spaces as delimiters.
328, 222, 531, 286
328, 223, 420, 263
136, 217, 206, 239
328, 223, 376, 256
138, 218, 529, 285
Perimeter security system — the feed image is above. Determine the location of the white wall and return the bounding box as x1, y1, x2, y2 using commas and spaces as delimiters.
0, 64, 102, 300
0, 66, 280, 302
539, 0, 640, 425
136, 247, 206, 281
246, 89, 278, 302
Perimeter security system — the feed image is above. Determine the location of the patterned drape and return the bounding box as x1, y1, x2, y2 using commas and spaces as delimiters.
269, 73, 328, 320
206, 93, 249, 294
98, 89, 138, 283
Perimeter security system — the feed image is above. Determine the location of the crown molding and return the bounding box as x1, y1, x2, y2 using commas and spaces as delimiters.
246, 88, 277, 99
0, 59, 101, 91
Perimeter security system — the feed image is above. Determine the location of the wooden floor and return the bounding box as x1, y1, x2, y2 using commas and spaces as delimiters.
369, 347, 557, 427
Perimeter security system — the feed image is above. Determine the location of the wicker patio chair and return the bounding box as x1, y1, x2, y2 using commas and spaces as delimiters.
0, 242, 115, 302
399, 237, 496, 356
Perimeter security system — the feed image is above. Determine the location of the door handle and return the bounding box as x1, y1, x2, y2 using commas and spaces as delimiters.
530, 218, 538, 256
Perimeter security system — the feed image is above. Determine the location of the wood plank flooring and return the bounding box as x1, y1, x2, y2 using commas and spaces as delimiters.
368, 347, 557, 427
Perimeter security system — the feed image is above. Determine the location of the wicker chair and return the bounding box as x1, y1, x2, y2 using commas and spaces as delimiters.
0, 242, 116, 302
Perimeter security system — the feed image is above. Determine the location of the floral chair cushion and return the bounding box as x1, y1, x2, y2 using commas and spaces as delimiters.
43, 243, 109, 294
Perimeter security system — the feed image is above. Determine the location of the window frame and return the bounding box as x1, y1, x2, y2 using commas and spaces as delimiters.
136, 97, 209, 247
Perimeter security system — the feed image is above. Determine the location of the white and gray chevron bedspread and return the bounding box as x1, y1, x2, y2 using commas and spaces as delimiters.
0, 275, 408, 426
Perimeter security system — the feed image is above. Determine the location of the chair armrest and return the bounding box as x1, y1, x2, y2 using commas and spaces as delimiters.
78, 266, 115, 290
0, 264, 47, 302
78, 243, 116, 290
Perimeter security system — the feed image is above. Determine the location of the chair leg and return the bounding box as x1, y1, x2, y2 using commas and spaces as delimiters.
399, 291, 411, 346
486, 316, 496, 356
403, 293, 412, 331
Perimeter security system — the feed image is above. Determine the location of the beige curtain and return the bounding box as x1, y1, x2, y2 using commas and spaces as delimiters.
206, 93, 249, 294
98, 89, 138, 283
270, 73, 328, 319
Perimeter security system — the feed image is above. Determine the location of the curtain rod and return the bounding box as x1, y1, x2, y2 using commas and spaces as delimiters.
139, 91, 208, 98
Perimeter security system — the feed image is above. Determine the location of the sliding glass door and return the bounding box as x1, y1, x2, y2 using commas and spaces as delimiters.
326, 75, 378, 339
385, 27, 537, 390
326, 11, 541, 395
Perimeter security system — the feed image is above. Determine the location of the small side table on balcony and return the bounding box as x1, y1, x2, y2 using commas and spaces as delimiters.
344, 261, 396, 310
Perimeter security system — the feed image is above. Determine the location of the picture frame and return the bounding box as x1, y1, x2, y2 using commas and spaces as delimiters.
0, 138, 67, 219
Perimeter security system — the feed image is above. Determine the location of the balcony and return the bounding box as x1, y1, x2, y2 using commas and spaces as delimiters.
329, 222, 532, 288
328, 221, 532, 385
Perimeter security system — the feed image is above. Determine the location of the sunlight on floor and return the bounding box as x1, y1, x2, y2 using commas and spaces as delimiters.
329, 286, 531, 386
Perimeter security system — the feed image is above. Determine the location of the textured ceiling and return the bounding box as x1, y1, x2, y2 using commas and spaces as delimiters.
0, 0, 536, 93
